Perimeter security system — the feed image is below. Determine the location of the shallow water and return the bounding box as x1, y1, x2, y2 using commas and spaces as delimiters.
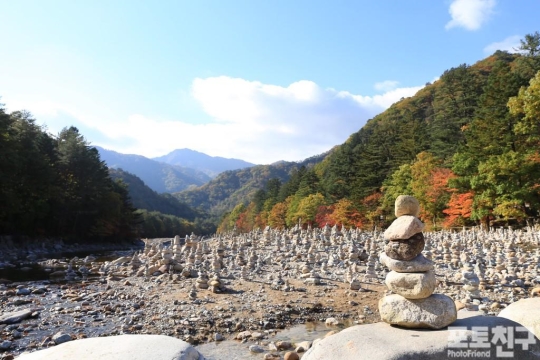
197, 321, 346, 360
0, 250, 133, 282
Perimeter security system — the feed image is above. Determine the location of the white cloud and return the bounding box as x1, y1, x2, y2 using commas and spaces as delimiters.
445, 0, 496, 31
5, 77, 424, 165
374, 80, 400, 92
483, 35, 521, 54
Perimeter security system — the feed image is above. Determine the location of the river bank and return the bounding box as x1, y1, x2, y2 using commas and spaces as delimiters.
0, 269, 383, 359
0, 236, 144, 265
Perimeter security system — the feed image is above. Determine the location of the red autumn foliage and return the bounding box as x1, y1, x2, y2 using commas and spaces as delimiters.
443, 192, 474, 228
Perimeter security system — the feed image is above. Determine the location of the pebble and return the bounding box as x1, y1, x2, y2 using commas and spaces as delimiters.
249, 344, 265, 353
0, 340, 12, 351
52, 332, 72, 345
284, 351, 300, 360
276, 340, 292, 350
325, 317, 340, 326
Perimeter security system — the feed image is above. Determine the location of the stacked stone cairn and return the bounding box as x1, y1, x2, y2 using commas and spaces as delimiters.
378, 195, 457, 329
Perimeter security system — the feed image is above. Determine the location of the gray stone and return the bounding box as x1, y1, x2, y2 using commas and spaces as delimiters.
385, 270, 436, 299
249, 345, 265, 353
303, 312, 540, 360
0, 309, 33, 324
499, 298, 540, 339
379, 293, 457, 329
16, 288, 31, 295
395, 195, 420, 217
0, 340, 12, 351
384, 215, 424, 241
384, 233, 425, 261
16, 334, 205, 360
52, 332, 72, 345
379, 252, 434, 272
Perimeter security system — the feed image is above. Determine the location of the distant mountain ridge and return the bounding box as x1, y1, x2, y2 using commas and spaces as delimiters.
153, 148, 256, 178
96, 146, 211, 193
108, 168, 202, 220
174, 151, 331, 216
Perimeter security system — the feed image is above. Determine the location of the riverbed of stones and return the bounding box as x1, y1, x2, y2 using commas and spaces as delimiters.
0, 270, 382, 359
1, 222, 540, 359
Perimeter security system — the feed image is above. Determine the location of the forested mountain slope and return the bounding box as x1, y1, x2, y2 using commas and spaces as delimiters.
217, 39, 540, 233
174, 152, 330, 216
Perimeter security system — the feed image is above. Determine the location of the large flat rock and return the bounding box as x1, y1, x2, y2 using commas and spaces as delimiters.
379, 294, 457, 329
0, 309, 33, 324
303, 311, 540, 360
16, 334, 205, 360
499, 298, 540, 339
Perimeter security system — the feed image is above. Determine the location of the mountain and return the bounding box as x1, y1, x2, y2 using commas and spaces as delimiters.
173, 151, 330, 216
96, 146, 211, 193
153, 148, 256, 178
108, 168, 202, 220
215, 48, 540, 232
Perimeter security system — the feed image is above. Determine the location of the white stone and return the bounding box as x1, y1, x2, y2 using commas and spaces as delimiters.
16, 335, 205, 360
394, 195, 420, 217
303, 312, 540, 360
498, 298, 540, 339
385, 270, 436, 299
379, 294, 457, 329
384, 216, 424, 241
379, 252, 434, 273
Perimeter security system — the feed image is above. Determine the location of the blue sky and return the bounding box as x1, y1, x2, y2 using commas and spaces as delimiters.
1, 0, 539, 164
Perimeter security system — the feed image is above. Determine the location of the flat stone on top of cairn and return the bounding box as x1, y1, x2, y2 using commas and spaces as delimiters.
379, 195, 457, 329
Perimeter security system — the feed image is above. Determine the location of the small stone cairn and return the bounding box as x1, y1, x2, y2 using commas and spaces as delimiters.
378, 195, 457, 329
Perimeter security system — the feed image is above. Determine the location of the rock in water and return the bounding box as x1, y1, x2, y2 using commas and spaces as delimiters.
379, 294, 457, 329
385, 270, 436, 299
384, 233, 425, 261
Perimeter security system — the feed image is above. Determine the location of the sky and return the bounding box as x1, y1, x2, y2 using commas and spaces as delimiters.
1, 0, 539, 164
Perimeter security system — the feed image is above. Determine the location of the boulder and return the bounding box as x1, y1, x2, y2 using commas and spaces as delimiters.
385, 270, 436, 299
384, 215, 424, 241
379, 293, 457, 329
384, 233, 425, 261
379, 252, 434, 273
303, 312, 540, 360
16, 334, 205, 360
499, 298, 540, 339
394, 195, 420, 217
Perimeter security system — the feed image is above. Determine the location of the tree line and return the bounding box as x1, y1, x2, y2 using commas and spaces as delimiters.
0, 107, 138, 241
218, 33, 540, 233
0, 105, 213, 241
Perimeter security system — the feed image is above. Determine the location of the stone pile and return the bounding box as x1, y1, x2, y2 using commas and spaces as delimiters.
378, 195, 457, 329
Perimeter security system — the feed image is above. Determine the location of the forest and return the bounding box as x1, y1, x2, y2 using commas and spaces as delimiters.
218, 33, 540, 233
0, 108, 211, 240
0, 109, 137, 241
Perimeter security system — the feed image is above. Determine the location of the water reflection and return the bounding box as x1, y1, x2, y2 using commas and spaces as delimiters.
0, 250, 134, 282
197, 321, 353, 360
